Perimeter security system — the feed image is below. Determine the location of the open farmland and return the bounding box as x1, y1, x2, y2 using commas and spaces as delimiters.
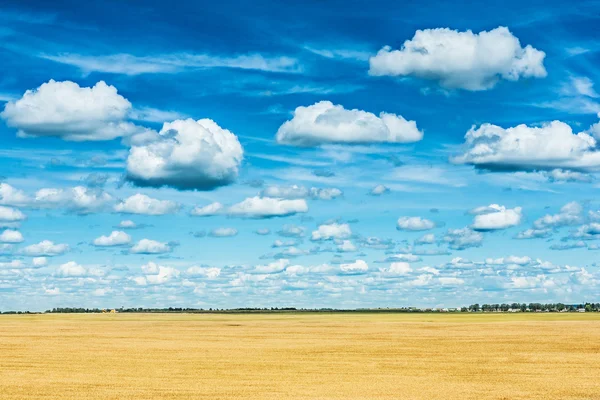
1, 313, 600, 400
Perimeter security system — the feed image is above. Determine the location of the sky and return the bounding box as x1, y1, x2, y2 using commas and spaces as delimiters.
1, 0, 600, 311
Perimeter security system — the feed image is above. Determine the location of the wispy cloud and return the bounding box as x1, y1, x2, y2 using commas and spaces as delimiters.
39, 52, 304, 75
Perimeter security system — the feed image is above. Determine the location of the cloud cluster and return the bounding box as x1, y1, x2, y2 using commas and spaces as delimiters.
93, 231, 132, 247
276, 101, 423, 146
397, 216, 435, 231
311, 223, 352, 241
369, 27, 546, 91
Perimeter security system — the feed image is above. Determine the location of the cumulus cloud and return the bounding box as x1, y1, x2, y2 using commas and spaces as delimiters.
369, 26, 546, 91
0, 229, 23, 243
254, 259, 289, 274
397, 216, 435, 231
190, 202, 224, 217
309, 187, 343, 200
21, 240, 69, 256
0, 206, 26, 223
114, 194, 178, 215
1, 80, 144, 141
130, 239, 171, 254
55, 261, 104, 278
340, 259, 369, 273
186, 266, 221, 279
533, 201, 582, 229
126, 118, 244, 190
515, 228, 552, 240
35, 186, 112, 214
134, 262, 180, 285
278, 224, 306, 238
443, 228, 483, 250
0, 183, 30, 206
471, 204, 522, 231
415, 233, 435, 245
370, 184, 390, 196
118, 220, 137, 229
261, 185, 308, 199
337, 240, 357, 252
93, 231, 132, 247
453, 121, 600, 172
228, 196, 308, 218
311, 223, 352, 241
276, 101, 423, 146
380, 262, 412, 275
209, 228, 238, 238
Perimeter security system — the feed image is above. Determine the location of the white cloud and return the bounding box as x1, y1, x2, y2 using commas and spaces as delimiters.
35, 186, 112, 214
130, 239, 171, 254
533, 201, 582, 229
56, 261, 88, 277
309, 187, 343, 200
1, 80, 143, 141
396, 216, 435, 231
370, 184, 390, 195
311, 223, 352, 241
0, 205, 26, 223
337, 240, 357, 252
114, 194, 178, 215
254, 259, 289, 274
472, 204, 522, 231
0, 183, 30, 206
439, 277, 465, 285
21, 240, 69, 256
141, 263, 180, 285
41, 52, 302, 75
443, 228, 483, 250
453, 121, 600, 172
209, 227, 238, 237
415, 233, 435, 244
190, 202, 224, 217
340, 259, 369, 273
380, 262, 412, 275
228, 196, 308, 218
369, 26, 546, 91
515, 228, 552, 239
93, 231, 131, 247
260, 185, 308, 199
186, 266, 221, 279
33, 257, 47, 267
126, 118, 243, 190
276, 101, 423, 146
118, 220, 137, 229
0, 229, 23, 243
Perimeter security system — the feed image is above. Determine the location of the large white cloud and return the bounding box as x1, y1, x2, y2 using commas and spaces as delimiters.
369, 26, 546, 91
21, 240, 69, 256
396, 216, 435, 231
311, 223, 352, 241
453, 121, 600, 172
114, 194, 178, 215
228, 196, 308, 218
0, 80, 142, 141
93, 231, 132, 247
190, 202, 224, 217
126, 118, 244, 190
0, 183, 30, 206
276, 101, 422, 146
533, 201, 582, 229
471, 204, 522, 231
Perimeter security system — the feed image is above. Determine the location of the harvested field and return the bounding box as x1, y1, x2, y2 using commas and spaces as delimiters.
1, 313, 599, 399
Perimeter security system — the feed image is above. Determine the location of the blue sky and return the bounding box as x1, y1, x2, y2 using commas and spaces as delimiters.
1, 0, 600, 311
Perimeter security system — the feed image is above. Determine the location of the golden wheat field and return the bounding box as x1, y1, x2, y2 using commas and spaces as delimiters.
1, 313, 600, 400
